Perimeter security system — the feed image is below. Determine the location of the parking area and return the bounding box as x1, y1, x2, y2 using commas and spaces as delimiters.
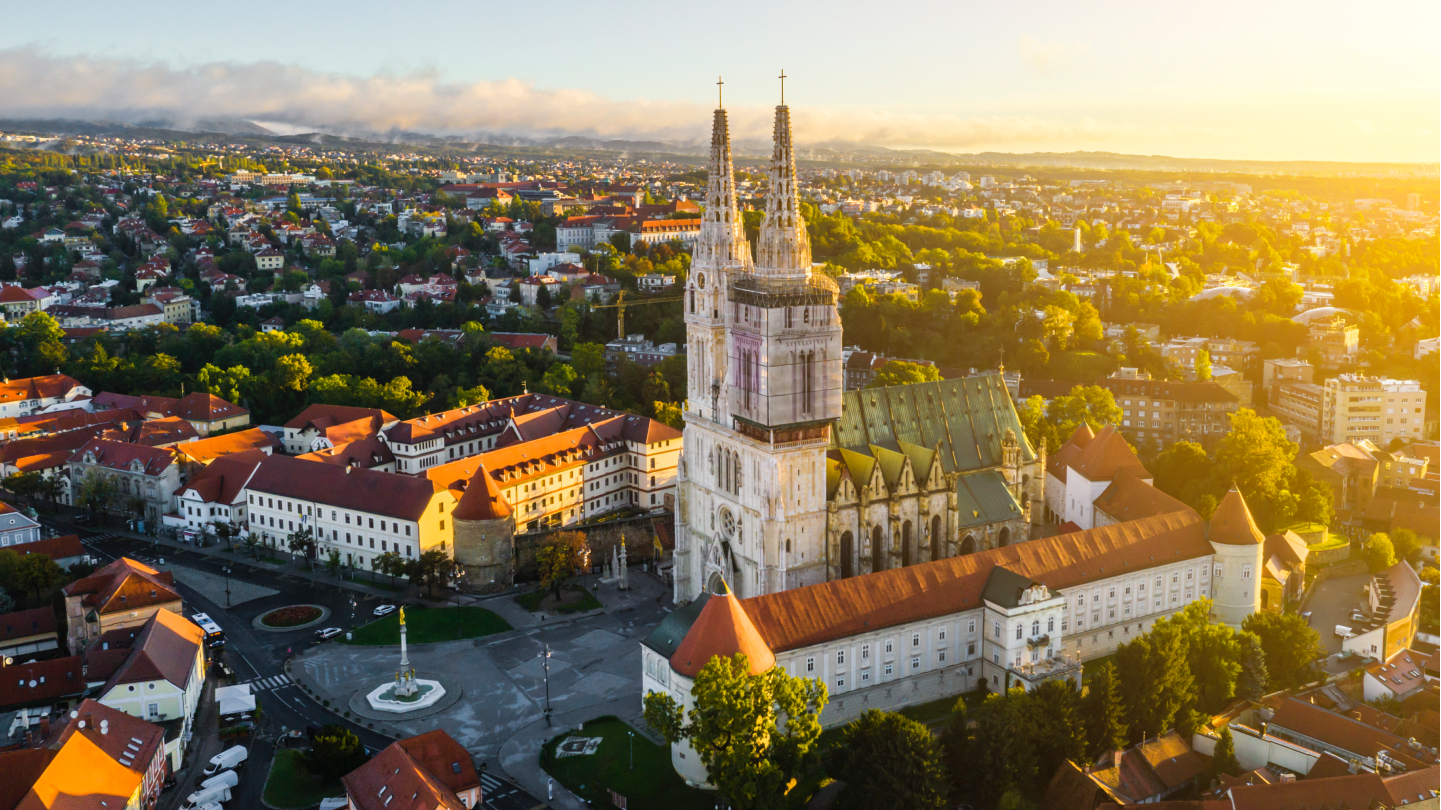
1304, 571, 1374, 657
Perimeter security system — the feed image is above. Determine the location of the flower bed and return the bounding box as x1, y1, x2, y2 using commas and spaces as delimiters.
260, 605, 324, 628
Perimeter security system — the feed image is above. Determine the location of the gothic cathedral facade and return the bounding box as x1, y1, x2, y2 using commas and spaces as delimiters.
674, 97, 1042, 603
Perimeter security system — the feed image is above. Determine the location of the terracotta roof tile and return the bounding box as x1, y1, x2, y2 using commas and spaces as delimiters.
1093, 469, 1187, 523
6, 535, 85, 563
0, 607, 57, 644
1208, 487, 1264, 546
671, 588, 775, 677
1070, 425, 1149, 481
247, 455, 440, 521
738, 507, 1206, 653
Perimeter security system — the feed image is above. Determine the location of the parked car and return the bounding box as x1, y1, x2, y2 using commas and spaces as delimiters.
373, 604, 397, 617
204, 745, 247, 775
315, 627, 343, 641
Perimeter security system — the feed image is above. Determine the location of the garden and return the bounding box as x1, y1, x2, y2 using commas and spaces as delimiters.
259, 605, 324, 628
542, 716, 713, 810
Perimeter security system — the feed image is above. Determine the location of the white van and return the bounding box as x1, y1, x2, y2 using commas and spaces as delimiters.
198, 771, 240, 792
204, 746, 248, 775
1334, 624, 1352, 638
181, 784, 231, 810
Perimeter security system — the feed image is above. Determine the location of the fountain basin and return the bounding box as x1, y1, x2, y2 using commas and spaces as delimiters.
364, 679, 447, 713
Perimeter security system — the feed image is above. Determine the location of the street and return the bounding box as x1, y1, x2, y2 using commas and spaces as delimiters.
51, 518, 547, 810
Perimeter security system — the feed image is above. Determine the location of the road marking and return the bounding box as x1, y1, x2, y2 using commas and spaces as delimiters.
244, 674, 293, 691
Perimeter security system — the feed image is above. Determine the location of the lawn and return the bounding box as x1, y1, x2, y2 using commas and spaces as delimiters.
896, 688, 986, 727
516, 585, 601, 614
542, 717, 714, 810
263, 749, 344, 810
341, 606, 511, 645
1046, 351, 1117, 383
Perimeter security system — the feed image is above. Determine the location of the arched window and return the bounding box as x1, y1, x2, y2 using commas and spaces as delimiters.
930, 515, 942, 561
960, 535, 976, 555
998, 527, 1011, 547
871, 525, 884, 573
1031, 620, 1040, 637
901, 520, 913, 567
840, 532, 854, 579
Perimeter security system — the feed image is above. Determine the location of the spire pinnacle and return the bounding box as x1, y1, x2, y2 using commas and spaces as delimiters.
717, 76, 723, 109
754, 98, 812, 279
693, 104, 750, 270
778, 69, 786, 105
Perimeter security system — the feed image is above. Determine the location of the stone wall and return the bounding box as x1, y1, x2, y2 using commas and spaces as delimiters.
513, 513, 672, 583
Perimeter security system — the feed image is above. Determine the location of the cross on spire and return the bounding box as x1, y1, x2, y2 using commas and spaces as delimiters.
778, 69, 787, 105
717, 76, 724, 108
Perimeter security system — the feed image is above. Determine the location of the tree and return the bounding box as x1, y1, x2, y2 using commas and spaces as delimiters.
409, 549, 449, 596
570, 342, 606, 380
1081, 663, 1127, 759
286, 527, 316, 569
1116, 629, 1195, 742
212, 521, 238, 551
1046, 385, 1122, 442
538, 363, 577, 397
1235, 632, 1269, 701
868, 361, 942, 389
1389, 528, 1421, 562
1362, 533, 1397, 573
0, 586, 13, 615
3, 472, 43, 507
75, 469, 119, 517
1211, 727, 1241, 778
826, 710, 947, 810
644, 653, 828, 810
653, 401, 683, 429
535, 531, 588, 600
1194, 349, 1212, 381
970, 689, 1037, 803
14, 555, 63, 602
1024, 679, 1086, 784
1211, 409, 1301, 531
304, 725, 368, 781
326, 548, 341, 577
241, 532, 260, 560
1241, 612, 1323, 691
939, 698, 971, 800
374, 551, 406, 586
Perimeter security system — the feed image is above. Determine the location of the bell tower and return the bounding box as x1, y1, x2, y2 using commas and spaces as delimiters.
675, 74, 843, 604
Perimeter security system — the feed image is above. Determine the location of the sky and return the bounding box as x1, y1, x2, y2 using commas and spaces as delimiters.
1, 0, 1437, 163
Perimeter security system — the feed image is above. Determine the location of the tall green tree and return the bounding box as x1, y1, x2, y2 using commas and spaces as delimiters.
939, 698, 972, 800
304, 725, 368, 780
970, 689, 1038, 803
1116, 629, 1195, 742
644, 653, 828, 810
1081, 663, 1128, 759
1211, 727, 1241, 778
1241, 612, 1323, 691
1235, 631, 1269, 701
826, 710, 947, 810
1024, 679, 1086, 783
1193, 349, 1212, 381
1046, 385, 1122, 442
1362, 533, 1397, 572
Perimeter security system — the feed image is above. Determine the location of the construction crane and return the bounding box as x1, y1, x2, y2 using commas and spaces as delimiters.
589, 289, 684, 340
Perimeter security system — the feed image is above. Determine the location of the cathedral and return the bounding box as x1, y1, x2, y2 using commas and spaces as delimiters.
673, 92, 1044, 603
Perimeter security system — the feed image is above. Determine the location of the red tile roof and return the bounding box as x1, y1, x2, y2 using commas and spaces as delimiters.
671, 587, 775, 677
63, 558, 179, 615
738, 507, 1207, 653
452, 466, 511, 521
396, 730, 480, 798
0, 375, 85, 405
6, 535, 85, 563
341, 736, 469, 810
1209, 487, 1265, 546
176, 428, 278, 464
1093, 469, 1188, 523
283, 403, 397, 431
247, 455, 441, 521
99, 610, 203, 694
0, 656, 86, 709
0, 607, 57, 643
1070, 425, 1149, 481
69, 439, 177, 477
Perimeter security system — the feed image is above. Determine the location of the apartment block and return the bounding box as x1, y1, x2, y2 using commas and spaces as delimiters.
1321, 374, 1428, 447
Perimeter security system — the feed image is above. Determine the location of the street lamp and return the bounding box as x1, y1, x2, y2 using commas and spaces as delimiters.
628, 731, 634, 770
222, 565, 232, 607
452, 563, 466, 639
540, 644, 553, 726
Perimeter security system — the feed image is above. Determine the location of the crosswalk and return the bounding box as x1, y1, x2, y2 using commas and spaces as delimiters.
480, 773, 520, 803
244, 674, 293, 691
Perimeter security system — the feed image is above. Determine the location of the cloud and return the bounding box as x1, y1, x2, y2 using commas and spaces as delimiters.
1017, 35, 1078, 74
0, 46, 1128, 152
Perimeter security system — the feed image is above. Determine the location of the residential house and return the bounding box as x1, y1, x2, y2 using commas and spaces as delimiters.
67, 440, 181, 525
0, 501, 42, 548
281, 404, 397, 455
169, 449, 266, 536
90, 610, 205, 769
10, 698, 169, 810
0, 375, 92, 420
61, 558, 182, 653
340, 730, 481, 810
0, 607, 60, 663
1363, 647, 1438, 704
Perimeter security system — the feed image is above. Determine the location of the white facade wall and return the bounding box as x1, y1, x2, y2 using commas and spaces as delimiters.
1063, 468, 1113, 529
245, 489, 431, 570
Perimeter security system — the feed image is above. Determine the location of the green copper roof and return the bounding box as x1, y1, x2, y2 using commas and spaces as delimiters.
868, 443, 908, 490
897, 439, 937, 484
641, 592, 712, 658
954, 469, 1023, 529
832, 373, 1034, 474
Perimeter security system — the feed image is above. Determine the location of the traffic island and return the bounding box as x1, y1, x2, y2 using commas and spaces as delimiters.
252, 604, 331, 633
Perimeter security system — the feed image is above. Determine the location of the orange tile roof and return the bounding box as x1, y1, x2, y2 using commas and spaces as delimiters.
6, 534, 85, 563
63, 558, 179, 615
1209, 487, 1264, 546
1093, 469, 1188, 523
283, 403, 397, 431
341, 737, 468, 810
176, 428, 278, 464
100, 610, 203, 694
738, 507, 1207, 653
0, 375, 85, 405
396, 730, 480, 798
452, 466, 511, 521
1070, 425, 1149, 481
671, 587, 775, 677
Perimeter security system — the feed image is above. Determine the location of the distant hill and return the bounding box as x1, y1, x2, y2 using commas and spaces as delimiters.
0, 117, 1432, 176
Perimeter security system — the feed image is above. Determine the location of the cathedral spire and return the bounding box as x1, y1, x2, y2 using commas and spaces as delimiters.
755, 80, 811, 279
694, 98, 750, 270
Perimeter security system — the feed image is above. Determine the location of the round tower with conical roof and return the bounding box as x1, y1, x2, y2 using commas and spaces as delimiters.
451, 465, 515, 593
1207, 486, 1265, 627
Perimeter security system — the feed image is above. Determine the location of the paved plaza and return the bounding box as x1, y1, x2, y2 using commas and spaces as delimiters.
290, 573, 672, 807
